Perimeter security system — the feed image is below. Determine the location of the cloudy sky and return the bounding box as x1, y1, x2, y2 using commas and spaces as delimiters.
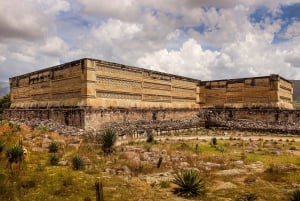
0, 0, 300, 82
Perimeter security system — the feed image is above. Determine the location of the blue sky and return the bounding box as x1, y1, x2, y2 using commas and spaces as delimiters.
0, 0, 300, 82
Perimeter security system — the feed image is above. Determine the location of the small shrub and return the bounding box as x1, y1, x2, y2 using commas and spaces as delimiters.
159, 180, 170, 188
36, 126, 49, 133
20, 179, 36, 189
100, 128, 116, 154
72, 154, 84, 170
172, 169, 206, 198
264, 163, 285, 181
290, 189, 300, 201
49, 154, 59, 166
6, 144, 24, 165
8, 122, 21, 132
179, 142, 190, 150
211, 137, 217, 146
290, 146, 297, 151
146, 132, 154, 143
84, 197, 92, 201
48, 141, 59, 153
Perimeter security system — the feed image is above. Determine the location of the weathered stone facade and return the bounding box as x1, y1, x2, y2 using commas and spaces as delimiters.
199, 75, 293, 109
4, 58, 295, 131
9, 58, 199, 109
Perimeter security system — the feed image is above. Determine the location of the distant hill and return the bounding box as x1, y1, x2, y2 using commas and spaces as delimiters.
0, 82, 9, 97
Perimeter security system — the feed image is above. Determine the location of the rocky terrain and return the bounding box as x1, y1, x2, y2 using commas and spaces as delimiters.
0, 121, 300, 200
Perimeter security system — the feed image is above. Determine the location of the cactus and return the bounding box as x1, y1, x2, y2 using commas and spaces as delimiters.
157, 156, 163, 168
95, 179, 104, 201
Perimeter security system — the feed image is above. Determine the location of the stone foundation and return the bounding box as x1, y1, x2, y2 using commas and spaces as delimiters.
3, 108, 300, 134
3, 108, 201, 133
203, 108, 300, 133
3, 108, 85, 128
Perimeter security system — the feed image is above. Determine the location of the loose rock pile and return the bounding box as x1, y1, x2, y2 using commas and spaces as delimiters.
217, 119, 300, 134
9, 118, 84, 135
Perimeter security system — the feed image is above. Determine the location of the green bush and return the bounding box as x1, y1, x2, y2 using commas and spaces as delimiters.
72, 154, 84, 170
146, 132, 154, 143
48, 140, 59, 153
211, 137, 217, 146
172, 169, 205, 198
100, 128, 116, 154
0, 94, 10, 114
49, 154, 59, 165
6, 144, 24, 165
290, 189, 300, 201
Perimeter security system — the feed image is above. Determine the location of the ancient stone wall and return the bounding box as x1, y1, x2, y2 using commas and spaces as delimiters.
10, 59, 85, 108
85, 59, 199, 109
84, 108, 200, 132
9, 58, 293, 110
3, 108, 84, 128
203, 108, 300, 133
199, 74, 293, 109
3, 108, 201, 134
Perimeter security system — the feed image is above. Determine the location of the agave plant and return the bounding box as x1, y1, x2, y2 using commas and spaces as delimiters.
48, 140, 59, 153
172, 169, 205, 198
72, 154, 84, 170
290, 189, 300, 201
100, 128, 116, 154
49, 153, 59, 166
146, 132, 154, 143
6, 144, 24, 168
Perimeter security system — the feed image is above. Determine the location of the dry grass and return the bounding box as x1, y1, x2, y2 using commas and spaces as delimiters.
0, 124, 300, 200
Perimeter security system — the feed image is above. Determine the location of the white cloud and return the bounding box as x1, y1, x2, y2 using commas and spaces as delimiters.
91, 19, 142, 41
38, 0, 71, 14
137, 39, 219, 79
78, 0, 141, 21
0, 56, 6, 63
40, 37, 69, 57
0, 0, 49, 41
11, 53, 35, 63
284, 21, 300, 39
1, 0, 300, 83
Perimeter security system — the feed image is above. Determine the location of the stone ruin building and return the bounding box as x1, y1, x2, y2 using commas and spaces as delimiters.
4, 58, 298, 133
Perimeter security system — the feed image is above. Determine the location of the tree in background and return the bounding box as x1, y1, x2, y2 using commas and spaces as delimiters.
0, 94, 10, 115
